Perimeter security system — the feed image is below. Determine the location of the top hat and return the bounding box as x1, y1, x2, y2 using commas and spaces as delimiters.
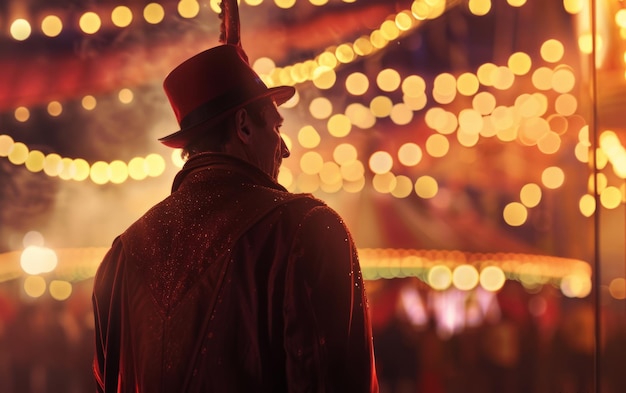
159, 44, 295, 148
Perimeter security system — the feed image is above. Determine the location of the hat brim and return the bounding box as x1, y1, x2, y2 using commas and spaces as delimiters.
159, 85, 295, 148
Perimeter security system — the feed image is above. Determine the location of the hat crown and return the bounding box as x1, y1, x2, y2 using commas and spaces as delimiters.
164, 45, 265, 125
159, 45, 295, 148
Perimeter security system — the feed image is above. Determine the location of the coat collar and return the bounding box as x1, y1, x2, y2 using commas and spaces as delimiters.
171, 152, 288, 193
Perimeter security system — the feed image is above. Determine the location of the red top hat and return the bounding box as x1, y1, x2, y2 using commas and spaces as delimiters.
159, 44, 295, 148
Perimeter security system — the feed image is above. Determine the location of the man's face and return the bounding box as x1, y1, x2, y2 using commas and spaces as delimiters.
246, 102, 289, 181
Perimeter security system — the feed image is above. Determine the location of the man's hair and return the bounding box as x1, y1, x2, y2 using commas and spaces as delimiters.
181, 98, 273, 159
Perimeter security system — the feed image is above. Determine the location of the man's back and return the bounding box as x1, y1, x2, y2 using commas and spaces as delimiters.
93, 154, 377, 392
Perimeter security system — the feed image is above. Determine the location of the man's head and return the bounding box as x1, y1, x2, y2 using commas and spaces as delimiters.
182, 97, 290, 180
159, 45, 295, 151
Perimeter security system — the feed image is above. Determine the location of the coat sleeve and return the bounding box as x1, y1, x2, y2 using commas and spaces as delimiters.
283, 205, 378, 393
92, 237, 125, 393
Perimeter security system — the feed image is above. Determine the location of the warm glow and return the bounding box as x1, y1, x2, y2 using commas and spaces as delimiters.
345, 72, 369, 96
82, 95, 97, 110
415, 176, 438, 198
537, 131, 561, 154
345, 103, 376, 129
253, 57, 276, 75
48, 101, 63, 117
43, 153, 62, 177
144, 3, 165, 24
0, 135, 14, 156
480, 266, 506, 292
369, 151, 393, 174
309, 97, 333, 119
300, 151, 324, 175
508, 52, 532, 75
327, 114, 352, 137
540, 39, 565, 63
541, 166, 565, 189
298, 125, 321, 148
402, 75, 426, 97
15, 107, 30, 122
391, 175, 413, 198
380, 20, 400, 41
561, 273, 592, 298
353, 36, 374, 56
555, 94, 578, 116
369, 96, 393, 118
579, 194, 596, 217
24, 276, 46, 298
477, 63, 498, 87
50, 280, 73, 301
578, 32, 603, 55
119, 88, 134, 104
312, 66, 337, 89
433, 73, 457, 101
21, 246, 58, 275
503, 202, 528, 226
372, 172, 397, 194
145, 153, 166, 177
275, 0, 297, 9
10, 19, 32, 41
390, 104, 413, 125
79, 12, 102, 34
277, 167, 294, 189
532, 67, 553, 90
425, 134, 450, 157
128, 157, 147, 180
609, 278, 626, 300
319, 162, 342, 185
458, 109, 483, 134
8, 143, 28, 165
452, 265, 479, 291
398, 143, 423, 167
335, 44, 355, 64
297, 173, 320, 193
551, 66, 575, 93
473, 92, 496, 115
178, 0, 201, 18
520, 183, 542, 207
395, 11, 413, 31
23, 231, 44, 247
90, 161, 109, 184
457, 72, 480, 96
376, 69, 401, 94
333, 143, 358, 165
42, 15, 63, 37
491, 66, 515, 90
428, 265, 453, 290
468, 0, 492, 16
519, 117, 549, 145
25, 150, 45, 173
340, 160, 365, 182
600, 186, 622, 209
73, 158, 91, 181
563, 0, 584, 14
112, 6, 133, 27
109, 160, 129, 184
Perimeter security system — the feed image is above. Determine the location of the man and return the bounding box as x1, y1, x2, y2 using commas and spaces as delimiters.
92, 43, 378, 392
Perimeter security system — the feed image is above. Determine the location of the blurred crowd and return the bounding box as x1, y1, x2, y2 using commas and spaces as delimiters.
0, 277, 625, 393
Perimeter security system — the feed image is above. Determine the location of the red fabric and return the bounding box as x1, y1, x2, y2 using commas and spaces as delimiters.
92, 153, 378, 392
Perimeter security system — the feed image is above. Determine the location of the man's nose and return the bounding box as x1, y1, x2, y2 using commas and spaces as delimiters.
281, 138, 290, 158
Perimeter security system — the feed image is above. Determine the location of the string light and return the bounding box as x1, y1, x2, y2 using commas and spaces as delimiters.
2, 0, 619, 223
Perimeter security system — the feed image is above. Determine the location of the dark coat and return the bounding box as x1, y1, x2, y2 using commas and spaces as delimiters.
92, 153, 378, 392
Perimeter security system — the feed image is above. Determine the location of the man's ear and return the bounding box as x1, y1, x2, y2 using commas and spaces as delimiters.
234, 108, 252, 144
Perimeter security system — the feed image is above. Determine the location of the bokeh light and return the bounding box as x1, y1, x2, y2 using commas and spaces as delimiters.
79, 12, 101, 34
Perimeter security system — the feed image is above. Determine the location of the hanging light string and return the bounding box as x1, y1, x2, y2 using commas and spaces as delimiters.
1, 1, 624, 224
